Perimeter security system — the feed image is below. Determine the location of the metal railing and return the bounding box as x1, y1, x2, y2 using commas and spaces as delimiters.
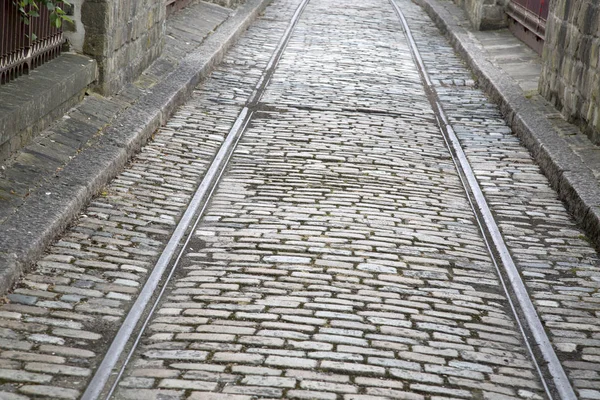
507, 0, 549, 39
511, 0, 549, 20
1, 0, 64, 84
506, 0, 549, 55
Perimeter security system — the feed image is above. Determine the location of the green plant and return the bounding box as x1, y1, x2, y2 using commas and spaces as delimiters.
15, 0, 73, 39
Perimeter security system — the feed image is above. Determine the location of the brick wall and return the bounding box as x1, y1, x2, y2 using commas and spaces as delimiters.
539, 0, 600, 144
80, 0, 166, 95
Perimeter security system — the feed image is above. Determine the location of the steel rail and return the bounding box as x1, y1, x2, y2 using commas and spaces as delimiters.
388, 1, 577, 399
80, 0, 311, 398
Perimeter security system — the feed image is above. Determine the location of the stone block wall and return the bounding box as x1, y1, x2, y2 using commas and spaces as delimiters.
207, 0, 245, 7
540, 0, 600, 144
80, 0, 166, 95
453, 0, 508, 30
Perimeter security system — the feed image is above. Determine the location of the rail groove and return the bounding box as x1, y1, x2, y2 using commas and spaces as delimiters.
80, 0, 311, 398
389, 0, 576, 399
80, 0, 577, 398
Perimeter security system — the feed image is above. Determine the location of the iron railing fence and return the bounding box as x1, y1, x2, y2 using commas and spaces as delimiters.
1, 0, 64, 84
511, 0, 549, 21
506, 0, 549, 55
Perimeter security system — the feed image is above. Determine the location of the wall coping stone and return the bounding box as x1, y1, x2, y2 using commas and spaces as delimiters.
0, 54, 98, 162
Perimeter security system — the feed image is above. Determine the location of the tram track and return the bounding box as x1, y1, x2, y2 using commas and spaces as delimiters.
389, 0, 576, 399
81, 1, 312, 398
80, 0, 577, 398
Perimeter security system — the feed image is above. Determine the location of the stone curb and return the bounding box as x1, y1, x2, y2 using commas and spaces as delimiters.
414, 0, 600, 249
0, 0, 272, 295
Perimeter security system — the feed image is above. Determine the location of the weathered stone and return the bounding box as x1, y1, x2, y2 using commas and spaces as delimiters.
541, 0, 600, 144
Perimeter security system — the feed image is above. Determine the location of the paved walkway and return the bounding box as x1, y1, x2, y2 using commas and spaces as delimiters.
0, 0, 599, 399
470, 29, 542, 94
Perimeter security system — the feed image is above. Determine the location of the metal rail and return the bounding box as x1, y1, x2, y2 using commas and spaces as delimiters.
80, 0, 311, 398
389, 0, 576, 399
80, 0, 576, 398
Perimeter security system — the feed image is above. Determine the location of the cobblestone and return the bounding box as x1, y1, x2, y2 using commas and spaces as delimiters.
108, 0, 556, 398
0, 0, 304, 398
1, 0, 598, 398
398, 0, 600, 396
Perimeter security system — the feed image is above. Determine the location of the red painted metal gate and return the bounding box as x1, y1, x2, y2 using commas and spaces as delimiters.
1, 0, 64, 85
506, 0, 549, 55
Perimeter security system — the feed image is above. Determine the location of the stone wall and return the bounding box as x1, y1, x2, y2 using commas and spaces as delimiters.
540, 0, 600, 144
80, 0, 166, 95
63, 0, 86, 52
453, 0, 508, 30
208, 0, 245, 7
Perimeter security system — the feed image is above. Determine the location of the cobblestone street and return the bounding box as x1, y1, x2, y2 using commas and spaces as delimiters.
1, 0, 600, 399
